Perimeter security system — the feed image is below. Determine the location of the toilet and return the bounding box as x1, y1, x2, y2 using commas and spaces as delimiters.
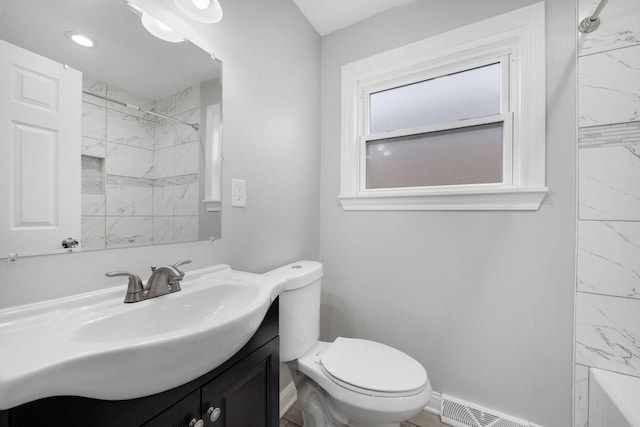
266, 260, 431, 427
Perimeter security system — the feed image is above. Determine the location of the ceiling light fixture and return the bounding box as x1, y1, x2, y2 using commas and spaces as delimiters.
173, 0, 223, 23
65, 31, 97, 48
140, 12, 185, 43
126, 1, 143, 14
192, 0, 211, 9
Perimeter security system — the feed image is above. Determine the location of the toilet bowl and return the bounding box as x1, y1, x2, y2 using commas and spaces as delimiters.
267, 261, 431, 427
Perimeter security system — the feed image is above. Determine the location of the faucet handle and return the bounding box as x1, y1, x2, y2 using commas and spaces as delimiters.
172, 259, 192, 269
150, 260, 191, 273
105, 271, 144, 303
172, 259, 192, 276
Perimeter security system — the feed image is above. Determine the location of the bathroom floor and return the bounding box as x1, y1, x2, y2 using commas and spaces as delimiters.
280, 402, 447, 427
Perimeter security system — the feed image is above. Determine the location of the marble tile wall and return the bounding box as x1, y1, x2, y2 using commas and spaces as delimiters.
574, 364, 589, 427
578, 221, 640, 299
578, 45, 640, 127
81, 78, 201, 250
578, 0, 640, 56
106, 216, 153, 249
81, 78, 155, 250
578, 142, 640, 220
152, 85, 201, 245
81, 77, 107, 251
576, 293, 640, 375
576, 1, 640, 425
152, 175, 199, 244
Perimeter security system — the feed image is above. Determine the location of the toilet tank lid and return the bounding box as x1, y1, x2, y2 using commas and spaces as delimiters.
264, 260, 323, 291
320, 337, 428, 395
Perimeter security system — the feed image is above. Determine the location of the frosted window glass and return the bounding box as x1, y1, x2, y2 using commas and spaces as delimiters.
369, 63, 501, 133
366, 123, 503, 189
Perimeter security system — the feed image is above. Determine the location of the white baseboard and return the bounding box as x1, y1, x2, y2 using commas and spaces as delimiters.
280, 382, 442, 422
279, 381, 298, 419
425, 390, 442, 415
281, 387, 543, 427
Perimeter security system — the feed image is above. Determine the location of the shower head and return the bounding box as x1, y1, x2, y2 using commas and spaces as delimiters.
578, 0, 609, 33
578, 16, 601, 33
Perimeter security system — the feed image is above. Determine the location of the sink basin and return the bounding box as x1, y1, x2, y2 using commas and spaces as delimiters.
0, 264, 285, 410
72, 282, 261, 342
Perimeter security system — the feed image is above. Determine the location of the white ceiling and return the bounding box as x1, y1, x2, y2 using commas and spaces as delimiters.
292, 0, 416, 36
0, 0, 221, 100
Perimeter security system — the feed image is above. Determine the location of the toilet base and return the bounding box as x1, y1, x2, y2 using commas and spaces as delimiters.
350, 423, 399, 427
291, 368, 345, 427
288, 365, 404, 427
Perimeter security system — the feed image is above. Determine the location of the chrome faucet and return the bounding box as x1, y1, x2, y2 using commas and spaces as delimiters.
106, 259, 192, 303
148, 260, 191, 294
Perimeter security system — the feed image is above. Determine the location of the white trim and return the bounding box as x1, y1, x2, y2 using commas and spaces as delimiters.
340, 187, 547, 211
279, 381, 298, 419
279, 382, 443, 421
204, 103, 222, 212
365, 114, 508, 143
339, 2, 546, 211
424, 390, 442, 415
203, 200, 221, 212
278, 385, 547, 427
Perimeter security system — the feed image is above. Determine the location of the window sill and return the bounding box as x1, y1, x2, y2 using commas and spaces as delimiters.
338, 187, 548, 211
203, 200, 221, 212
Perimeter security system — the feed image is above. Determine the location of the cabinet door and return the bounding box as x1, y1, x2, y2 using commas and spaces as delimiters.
201, 339, 279, 427
142, 389, 201, 427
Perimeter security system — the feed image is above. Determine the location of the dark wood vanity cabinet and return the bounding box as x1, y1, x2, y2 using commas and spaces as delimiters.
143, 339, 277, 427
0, 300, 280, 427
141, 389, 201, 427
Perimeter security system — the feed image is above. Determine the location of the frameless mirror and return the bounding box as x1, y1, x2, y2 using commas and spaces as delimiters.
0, 0, 222, 257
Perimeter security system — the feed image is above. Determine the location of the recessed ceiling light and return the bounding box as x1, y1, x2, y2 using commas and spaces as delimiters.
140, 13, 184, 43
71, 34, 94, 47
173, 0, 223, 23
65, 31, 97, 48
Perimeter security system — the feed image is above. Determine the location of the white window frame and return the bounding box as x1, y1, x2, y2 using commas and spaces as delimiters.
339, 2, 547, 211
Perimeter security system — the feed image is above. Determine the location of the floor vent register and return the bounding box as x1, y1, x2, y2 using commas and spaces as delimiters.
441, 394, 530, 427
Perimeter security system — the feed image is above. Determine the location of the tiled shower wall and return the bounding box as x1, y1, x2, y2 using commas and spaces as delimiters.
152, 86, 201, 245
80, 77, 200, 250
574, 0, 640, 425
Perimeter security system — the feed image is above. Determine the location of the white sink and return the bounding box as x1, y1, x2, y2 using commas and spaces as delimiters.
72, 282, 261, 342
0, 264, 285, 410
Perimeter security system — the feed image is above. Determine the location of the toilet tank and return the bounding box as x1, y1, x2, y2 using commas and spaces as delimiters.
264, 261, 323, 362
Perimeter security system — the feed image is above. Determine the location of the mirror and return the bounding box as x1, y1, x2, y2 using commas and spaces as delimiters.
0, 0, 222, 256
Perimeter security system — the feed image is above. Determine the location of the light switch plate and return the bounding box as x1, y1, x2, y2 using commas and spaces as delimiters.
231, 179, 246, 207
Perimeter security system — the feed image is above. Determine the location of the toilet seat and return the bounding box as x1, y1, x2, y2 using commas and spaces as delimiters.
319, 337, 428, 397
292, 340, 432, 425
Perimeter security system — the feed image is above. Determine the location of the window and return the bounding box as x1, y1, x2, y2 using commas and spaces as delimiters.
339, 2, 547, 210
366, 62, 508, 190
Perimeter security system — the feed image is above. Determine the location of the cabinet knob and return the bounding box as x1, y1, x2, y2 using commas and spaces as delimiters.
207, 406, 221, 422
189, 418, 204, 427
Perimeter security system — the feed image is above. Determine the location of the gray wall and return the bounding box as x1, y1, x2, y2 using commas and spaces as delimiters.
318, 1, 577, 426
0, 0, 321, 307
